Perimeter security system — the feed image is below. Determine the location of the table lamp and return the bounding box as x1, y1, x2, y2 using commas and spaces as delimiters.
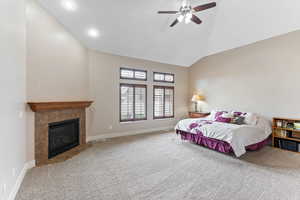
191, 94, 205, 112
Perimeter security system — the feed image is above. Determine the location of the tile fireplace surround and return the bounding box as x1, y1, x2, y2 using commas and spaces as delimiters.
28, 101, 93, 166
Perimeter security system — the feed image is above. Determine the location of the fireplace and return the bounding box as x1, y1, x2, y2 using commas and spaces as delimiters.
28, 101, 93, 166
48, 118, 80, 159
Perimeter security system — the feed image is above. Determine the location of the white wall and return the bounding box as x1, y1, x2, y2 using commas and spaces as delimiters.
88, 50, 189, 139
0, 0, 27, 199
26, 0, 90, 162
190, 30, 300, 119
26, 1, 189, 161
26, 0, 89, 101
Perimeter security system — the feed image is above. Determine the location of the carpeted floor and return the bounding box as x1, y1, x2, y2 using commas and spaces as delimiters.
17, 131, 300, 200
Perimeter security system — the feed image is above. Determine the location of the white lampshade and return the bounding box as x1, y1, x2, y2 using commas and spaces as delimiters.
191, 94, 205, 102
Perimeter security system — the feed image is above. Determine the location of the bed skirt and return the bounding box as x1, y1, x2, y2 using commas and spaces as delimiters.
176, 129, 270, 154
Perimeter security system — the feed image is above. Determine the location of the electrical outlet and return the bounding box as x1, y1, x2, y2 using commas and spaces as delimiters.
108, 125, 113, 130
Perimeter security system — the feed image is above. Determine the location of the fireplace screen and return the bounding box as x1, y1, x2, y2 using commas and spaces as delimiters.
48, 118, 80, 159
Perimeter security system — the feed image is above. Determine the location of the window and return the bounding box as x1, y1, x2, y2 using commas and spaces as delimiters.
153, 86, 174, 119
120, 68, 147, 81
153, 72, 174, 83
120, 84, 147, 122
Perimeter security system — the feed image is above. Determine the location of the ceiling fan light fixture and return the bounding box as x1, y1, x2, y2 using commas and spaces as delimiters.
186, 12, 192, 19
177, 15, 184, 22
185, 17, 191, 24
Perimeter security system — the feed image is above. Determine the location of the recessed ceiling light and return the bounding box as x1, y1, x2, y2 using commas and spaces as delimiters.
87, 28, 100, 38
61, 0, 78, 11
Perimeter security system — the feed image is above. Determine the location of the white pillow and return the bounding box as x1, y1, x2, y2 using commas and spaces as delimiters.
220, 112, 234, 119
207, 110, 235, 121
244, 113, 258, 125
207, 110, 217, 120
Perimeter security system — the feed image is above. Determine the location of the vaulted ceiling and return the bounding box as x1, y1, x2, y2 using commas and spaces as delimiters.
38, 0, 300, 67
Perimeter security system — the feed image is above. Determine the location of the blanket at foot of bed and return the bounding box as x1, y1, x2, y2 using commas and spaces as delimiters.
176, 130, 270, 154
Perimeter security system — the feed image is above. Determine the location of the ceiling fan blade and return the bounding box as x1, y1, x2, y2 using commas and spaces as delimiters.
193, 2, 216, 12
158, 11, 178, 14
170, 19, 179, 27
191, 15, 202, 24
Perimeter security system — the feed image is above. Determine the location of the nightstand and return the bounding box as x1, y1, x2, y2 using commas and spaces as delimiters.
188, 112, 210, 118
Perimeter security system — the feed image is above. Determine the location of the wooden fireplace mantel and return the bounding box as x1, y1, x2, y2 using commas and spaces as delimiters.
28, 101, 93, 112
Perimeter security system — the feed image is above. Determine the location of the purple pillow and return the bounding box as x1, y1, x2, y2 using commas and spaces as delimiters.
233, 111, 247, 117
214, 111, 228, 119
215, 116, 232, 123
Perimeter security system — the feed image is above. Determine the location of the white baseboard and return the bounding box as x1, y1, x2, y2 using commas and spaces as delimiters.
8, 160, 35, 200
87, 126, 174, 142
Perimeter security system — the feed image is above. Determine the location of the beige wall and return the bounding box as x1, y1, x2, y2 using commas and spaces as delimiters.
190, 30, 300, 119
26, 0, 89, 101
0, 0, 27, 199
26, 0, 89, 161
26, 1, 189, 161
88, 50, 189, 139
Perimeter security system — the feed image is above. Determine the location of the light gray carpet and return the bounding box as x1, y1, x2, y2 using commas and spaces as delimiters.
17, 132, 300, 200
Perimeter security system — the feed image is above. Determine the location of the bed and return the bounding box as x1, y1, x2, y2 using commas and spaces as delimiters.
175, 111, 272, 157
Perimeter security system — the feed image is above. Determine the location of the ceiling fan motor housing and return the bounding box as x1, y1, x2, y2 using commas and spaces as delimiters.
180, 5, 193, 15
157, 2, 216, 27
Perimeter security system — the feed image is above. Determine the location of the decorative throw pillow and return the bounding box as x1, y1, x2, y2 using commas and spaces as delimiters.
233, 111, 243, 116
231, 116, 245, 125
214, 111, 228, 119
215, 117, 232, 123
215, 112, 233, 123
232, 111, 247, 117
207, 110, 227, 120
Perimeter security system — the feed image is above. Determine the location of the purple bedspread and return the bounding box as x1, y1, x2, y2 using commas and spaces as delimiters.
176, 130, 270, 154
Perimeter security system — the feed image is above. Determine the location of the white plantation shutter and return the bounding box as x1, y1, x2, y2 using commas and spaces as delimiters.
135, 87, 146, 119
120, 85, 134, 121
154, 86, 174, 119
120, 84, 147, 122
154, 88, 164, 118
165, 88, 174, 117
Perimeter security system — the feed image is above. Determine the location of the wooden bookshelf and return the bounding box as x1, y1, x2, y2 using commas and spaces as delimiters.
272, 117, 300, 152
273, 126, 300, 134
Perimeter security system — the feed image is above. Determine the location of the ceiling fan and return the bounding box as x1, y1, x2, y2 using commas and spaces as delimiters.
157, 1, 216, 27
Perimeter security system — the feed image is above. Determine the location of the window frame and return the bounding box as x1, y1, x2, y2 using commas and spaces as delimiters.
119, 83, 147, 122
120, 67, 147, 81
153, 85, 175, 120
153, 72, 175, 83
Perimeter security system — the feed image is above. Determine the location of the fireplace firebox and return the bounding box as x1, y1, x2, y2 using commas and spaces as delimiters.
48, 118, 80, 159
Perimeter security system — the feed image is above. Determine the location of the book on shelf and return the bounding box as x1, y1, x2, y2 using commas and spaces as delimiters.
275, 129, 287, 137
273, 117, 300, 152
291, 132, 300, 139
282, 121, 287, 128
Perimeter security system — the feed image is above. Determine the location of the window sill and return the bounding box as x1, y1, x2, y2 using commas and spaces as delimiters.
120, 120, 147, 124
153, 117, 175, 121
